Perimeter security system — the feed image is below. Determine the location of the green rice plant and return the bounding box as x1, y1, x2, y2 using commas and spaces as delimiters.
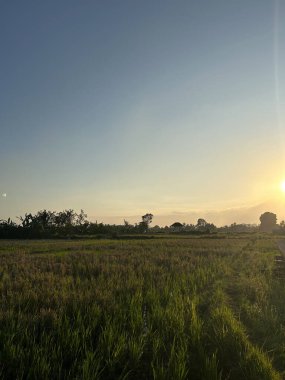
200, 352, 223, 380
240, 345, 281, 380
151, 358, 167, 380
81, 350, 104, 380
210, 306, 281, 380
167, 337, 189, 380
97, 318, 133, 379
126, 335, 145, 367
0, 236, 284, 379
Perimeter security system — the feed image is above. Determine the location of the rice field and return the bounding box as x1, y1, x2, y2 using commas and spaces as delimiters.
0, 235, 285, 379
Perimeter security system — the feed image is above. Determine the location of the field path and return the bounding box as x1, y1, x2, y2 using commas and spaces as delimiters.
275, 240, 285, 279
277, 240, 285, 256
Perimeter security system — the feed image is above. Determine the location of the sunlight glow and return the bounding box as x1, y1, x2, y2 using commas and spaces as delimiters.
280, 181, 285, 192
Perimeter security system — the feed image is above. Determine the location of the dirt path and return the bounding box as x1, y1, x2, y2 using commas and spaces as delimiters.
277, 240, 285, 256
274, 241, 285, 279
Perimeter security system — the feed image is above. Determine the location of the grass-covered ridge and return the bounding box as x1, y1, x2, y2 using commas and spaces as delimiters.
0, 236, 284, 379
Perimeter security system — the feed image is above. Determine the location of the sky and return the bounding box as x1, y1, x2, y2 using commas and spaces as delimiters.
1, 1, 285, 226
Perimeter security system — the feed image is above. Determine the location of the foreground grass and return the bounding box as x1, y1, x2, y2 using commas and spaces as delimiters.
0, 235, 284, 379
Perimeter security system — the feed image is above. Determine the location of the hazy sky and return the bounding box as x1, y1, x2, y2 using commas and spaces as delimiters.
1, 1, 285, 225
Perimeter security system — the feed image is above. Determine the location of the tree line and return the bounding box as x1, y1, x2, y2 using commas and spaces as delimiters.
0, 209, 283, 239
0, 210, 154, 239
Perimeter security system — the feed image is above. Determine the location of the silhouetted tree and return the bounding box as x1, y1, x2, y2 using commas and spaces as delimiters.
183, 223, 196, 232
139, 213, 153, 232
219, 223, 257, 233
76, 209, 87, 225
54, 209, 77, 228
196, 218, 206, 231
18, 213, 34, 228
14, 209, 89, 237
0, 218, 16, 227
151, 225, 161, 232
123, 220, 134, 232
142, 213, 153, 225
196, 218, 207, 230
0, 218, 19, 238
195, 218, 216, 233
170, 222, 183, 232
35, 210, 56, 230
260, 212, 277, 232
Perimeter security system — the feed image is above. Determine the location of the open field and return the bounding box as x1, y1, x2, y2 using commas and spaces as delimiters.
1, 235, 285, 379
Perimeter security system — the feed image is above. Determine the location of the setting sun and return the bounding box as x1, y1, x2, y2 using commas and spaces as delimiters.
280, 181, 285, 192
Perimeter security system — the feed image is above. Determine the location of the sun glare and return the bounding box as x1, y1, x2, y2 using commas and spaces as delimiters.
281, 181, 285, 192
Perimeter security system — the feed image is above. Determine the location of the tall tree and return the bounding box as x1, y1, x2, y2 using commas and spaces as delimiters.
260, 212, 277, 232
139, 213, 153, 232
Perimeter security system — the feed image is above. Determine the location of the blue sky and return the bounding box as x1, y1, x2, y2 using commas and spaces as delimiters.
1, 1, 285, 225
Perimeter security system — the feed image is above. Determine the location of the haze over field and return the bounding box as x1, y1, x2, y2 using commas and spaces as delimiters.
1, 1, 285, 225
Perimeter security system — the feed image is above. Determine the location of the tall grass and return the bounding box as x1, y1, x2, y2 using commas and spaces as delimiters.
0, 236, 284, 379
